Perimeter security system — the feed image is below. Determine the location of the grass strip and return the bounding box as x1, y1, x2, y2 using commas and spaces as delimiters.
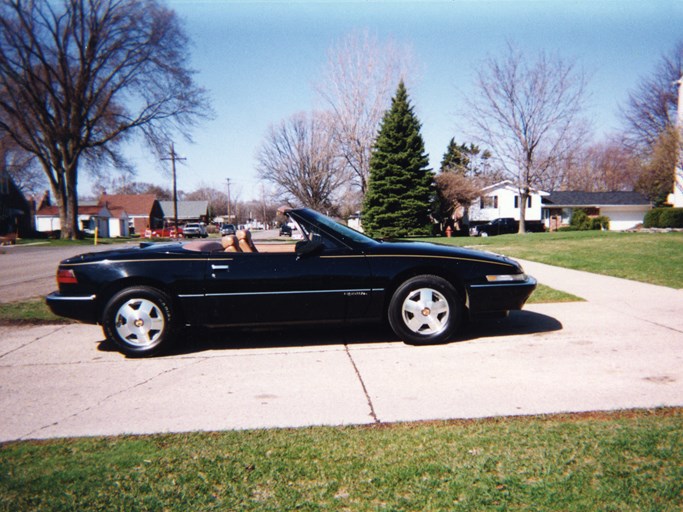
0, 298, 69, 325
527, 284, 583, 303
1, 408, 680, 511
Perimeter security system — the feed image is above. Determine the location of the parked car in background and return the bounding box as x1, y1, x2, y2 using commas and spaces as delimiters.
220, 223, 236, 236
147, 226, 182, 238
47, 207, 536, 357
182, 223, 208, 238
279, 224, 292, 236
470, 218, 545, 237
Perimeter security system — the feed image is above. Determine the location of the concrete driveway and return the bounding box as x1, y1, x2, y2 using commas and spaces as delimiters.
1, 260, 682, 442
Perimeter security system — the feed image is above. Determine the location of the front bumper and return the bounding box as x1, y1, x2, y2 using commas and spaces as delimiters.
46, 292, 99, 324
467, 275, 537, 315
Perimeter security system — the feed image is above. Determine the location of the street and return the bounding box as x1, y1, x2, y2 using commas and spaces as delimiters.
0, 242, 133, 303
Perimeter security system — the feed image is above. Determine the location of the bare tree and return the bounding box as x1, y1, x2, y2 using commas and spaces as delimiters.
0, 0, 211, 238
184, 184, 227, 221
316, 30, 412, 197
561, 139, 642, 192
1, 134, 45, 197
466, 43, 590, 232
622, 41, 683, 150
257, 111, 346, 212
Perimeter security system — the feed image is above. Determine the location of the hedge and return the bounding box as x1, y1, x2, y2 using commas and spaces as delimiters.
643, 208, 683, 228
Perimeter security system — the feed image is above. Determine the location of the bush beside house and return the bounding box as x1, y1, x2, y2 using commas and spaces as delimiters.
643, 208, 683, 228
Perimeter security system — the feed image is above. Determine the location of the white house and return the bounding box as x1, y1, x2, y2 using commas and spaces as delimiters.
541, 191, 651, 231
106, 205, 130, 237
468, 181, 547, 223
35, 204, 113, 236
35, 202, 130, 237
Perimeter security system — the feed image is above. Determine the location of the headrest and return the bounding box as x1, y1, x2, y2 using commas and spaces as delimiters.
236, 229, 258, 252
221, 235, 241, 252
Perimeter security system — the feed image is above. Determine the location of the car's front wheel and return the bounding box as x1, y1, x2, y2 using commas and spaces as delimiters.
388, 275, 462, 345
102, 286, 176, 357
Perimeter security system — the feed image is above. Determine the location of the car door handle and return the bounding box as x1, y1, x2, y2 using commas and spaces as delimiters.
211, 264, 230, 271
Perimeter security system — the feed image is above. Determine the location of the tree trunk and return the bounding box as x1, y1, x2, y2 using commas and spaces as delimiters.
64, 164, 80, 240
518, 187, 528, 234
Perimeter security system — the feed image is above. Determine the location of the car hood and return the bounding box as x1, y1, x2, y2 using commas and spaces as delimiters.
366, 240, 521, 270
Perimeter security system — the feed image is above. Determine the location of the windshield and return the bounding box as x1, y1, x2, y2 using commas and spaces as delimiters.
291, 209, 375, 247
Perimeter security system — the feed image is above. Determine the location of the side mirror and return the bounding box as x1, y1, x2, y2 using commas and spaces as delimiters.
295, 238, 324, 259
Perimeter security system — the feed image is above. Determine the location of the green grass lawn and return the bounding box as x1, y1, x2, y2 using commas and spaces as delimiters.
0, 298, 67, 324
1, 409, 680, 511
428, 230, 683, 289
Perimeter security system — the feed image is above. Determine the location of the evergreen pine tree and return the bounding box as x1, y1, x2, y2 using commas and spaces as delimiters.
440, 138, 471, 175
362, 81, 433, 238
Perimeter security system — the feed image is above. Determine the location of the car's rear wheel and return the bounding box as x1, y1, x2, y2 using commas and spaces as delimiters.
102, 286, 175, 357
388, 275, 462, 345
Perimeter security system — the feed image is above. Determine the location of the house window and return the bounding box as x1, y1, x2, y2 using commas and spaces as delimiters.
480, 195, 498, 209
515, 196, 532, 208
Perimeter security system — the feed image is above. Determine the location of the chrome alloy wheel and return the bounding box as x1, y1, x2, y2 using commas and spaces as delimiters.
114, 298, 165, 347
400, 287, 450, 335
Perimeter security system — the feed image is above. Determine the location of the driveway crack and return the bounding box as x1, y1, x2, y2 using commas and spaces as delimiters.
344, 345, 379, 424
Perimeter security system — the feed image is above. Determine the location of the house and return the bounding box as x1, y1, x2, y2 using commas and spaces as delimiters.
35, 203, 113, 236
468, 181, 548, 223
99, 194, 163, 234
103, 205, 130, 237
158, 200, 209, 225
541, 191, 651, 231
0, 169, 33, 242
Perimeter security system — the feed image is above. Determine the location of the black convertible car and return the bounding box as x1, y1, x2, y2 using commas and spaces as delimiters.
47, 207, 536, 357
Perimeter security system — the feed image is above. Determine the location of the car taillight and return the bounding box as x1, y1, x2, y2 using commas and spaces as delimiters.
57, 269, 78, 284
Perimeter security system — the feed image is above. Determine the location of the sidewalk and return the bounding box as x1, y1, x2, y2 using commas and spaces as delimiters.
518, 259, 683, 333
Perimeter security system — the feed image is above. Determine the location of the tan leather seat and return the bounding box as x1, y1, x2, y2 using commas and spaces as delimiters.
221, 235, 241, 252
237, 230, 258, 253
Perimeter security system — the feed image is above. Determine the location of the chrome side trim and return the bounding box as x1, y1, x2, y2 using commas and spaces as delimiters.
48, 294, 96, 301
178, 288, 383, 299
469, 280, 535, 289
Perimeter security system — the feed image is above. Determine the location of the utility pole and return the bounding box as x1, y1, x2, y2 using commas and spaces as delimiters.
162, 143, 186, 236
674, 75, 683, 207
226, 178, 232, 221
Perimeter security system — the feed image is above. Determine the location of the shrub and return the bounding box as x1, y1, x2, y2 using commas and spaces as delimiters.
591, 216, 610, 230
569, 210, 609, 231
644, 208, 683, 228
570, 210, 590, 230
643, 209, 662, 228
659, 208, 683, 228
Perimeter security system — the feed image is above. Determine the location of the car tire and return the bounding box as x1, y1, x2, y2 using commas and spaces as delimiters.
388, 275, 461, 345
102, 286, 176, 357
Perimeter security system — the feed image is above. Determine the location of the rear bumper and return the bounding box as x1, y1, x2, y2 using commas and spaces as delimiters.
46, 292, 99, 324
467, 275, 537, 314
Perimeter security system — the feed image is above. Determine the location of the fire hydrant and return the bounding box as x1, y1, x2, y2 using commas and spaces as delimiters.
445, 226, 453, 238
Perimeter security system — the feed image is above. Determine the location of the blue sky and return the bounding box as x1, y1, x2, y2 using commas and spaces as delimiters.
85, 0, 683, 200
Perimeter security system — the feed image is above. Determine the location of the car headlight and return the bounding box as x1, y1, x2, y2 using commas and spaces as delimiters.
486, 274, 527, 282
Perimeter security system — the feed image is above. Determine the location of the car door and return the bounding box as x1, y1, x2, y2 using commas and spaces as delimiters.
203, 240, 372, 326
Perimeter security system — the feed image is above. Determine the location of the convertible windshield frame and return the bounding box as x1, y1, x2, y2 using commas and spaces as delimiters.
288, 209, 376, 248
